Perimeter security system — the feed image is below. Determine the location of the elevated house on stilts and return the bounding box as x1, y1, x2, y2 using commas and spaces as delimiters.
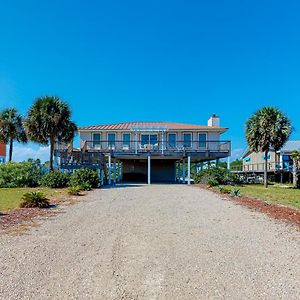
55, 115, 230, 185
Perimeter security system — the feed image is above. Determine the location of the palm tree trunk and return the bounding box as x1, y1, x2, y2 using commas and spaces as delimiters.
9, 138, 13, 161
264, 150, 268, 188
293, 159, 297, 188
49, 136, 55, 171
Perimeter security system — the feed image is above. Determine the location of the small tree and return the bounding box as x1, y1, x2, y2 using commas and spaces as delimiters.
25, 96, 77, 170
0, 108, 27, 161
246, 107, 291, 188
230, 159, 243, 170
291, 151, 300, 188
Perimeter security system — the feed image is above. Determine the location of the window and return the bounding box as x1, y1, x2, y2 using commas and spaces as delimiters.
183, 133, 192, 148
92, 133, 101, 148
108, 133, 115, 147
123, 133, 131, 146
261, 154, 270, 160
168, 133, 176, 148
198, 133, 207, 148
141, 134, 158, 146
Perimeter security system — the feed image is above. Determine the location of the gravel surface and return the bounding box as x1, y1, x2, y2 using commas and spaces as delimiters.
0, 184, 299, 300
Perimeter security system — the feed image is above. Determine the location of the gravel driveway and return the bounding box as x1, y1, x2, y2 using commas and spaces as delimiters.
1, 184, 299, 300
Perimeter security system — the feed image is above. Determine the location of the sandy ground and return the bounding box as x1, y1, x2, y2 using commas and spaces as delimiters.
0, 184, 299, 300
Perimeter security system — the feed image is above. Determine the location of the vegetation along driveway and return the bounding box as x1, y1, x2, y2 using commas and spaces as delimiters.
1, 184, 299, 300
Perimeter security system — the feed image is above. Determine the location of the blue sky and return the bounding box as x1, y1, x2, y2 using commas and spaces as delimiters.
1, 0, 300, 162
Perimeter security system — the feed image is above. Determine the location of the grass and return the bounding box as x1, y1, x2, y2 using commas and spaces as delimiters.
232, 184, 300, 210
0, 187, 67, 212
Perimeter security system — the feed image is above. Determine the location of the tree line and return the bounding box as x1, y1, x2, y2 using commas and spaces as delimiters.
0, 96, 77, 171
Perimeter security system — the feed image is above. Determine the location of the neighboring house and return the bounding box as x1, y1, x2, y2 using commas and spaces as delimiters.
0, 143, 6, 163
241, 148, 279, 172
56, 115, 230, 184
240, 140, 300, 176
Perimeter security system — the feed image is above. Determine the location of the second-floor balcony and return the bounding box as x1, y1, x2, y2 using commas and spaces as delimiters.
81, 139, 231, 157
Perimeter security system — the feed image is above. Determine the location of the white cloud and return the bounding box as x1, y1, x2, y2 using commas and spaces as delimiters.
9, 144, 50, 163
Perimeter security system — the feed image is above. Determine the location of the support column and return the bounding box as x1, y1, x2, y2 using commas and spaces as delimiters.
227, 156, 230, 170
187, 156, 191, 185
101, 169, 104, 186
113, 158, 117, 185
178, 161, 181, 183
182, 159, 186, 184
108, 155, 111, 185
98, 169, 101, 187
118, 161, 121, 183
148, 155, 151, 184
120, 162, 123, 181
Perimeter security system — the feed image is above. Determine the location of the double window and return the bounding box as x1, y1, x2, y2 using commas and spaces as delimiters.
141, 134, 158, 146
92, 133, 101, 148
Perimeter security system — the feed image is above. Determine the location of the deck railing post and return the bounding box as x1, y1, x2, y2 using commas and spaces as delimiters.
161, 131, 164, 155
135, 132, 138, 154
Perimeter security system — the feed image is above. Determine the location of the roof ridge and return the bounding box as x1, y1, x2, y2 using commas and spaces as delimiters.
80, 121, 215, 127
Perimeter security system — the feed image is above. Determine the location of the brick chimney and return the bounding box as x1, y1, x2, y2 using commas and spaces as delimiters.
208, 114, 220, 127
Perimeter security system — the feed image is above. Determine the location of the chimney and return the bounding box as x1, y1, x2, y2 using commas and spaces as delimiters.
208, 114, 220, 127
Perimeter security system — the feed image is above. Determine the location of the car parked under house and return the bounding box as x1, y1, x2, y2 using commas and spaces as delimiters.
56, 115, 230, 184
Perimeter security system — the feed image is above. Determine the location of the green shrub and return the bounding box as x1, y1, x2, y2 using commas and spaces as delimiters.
207, 179, 219, 187
194, 167, 240, 186
0, 160, 43, 188
70, 168, 99, 188
230, 188, 241, 197
219, 186, 231, 194
67, 186, 82, 195
78, 182, 92, 191
20, 192, 50, 208
41, 171, 70, 188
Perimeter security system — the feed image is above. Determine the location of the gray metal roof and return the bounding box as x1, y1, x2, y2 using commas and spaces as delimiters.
241, 140, 300, 158
281, 140, 300, 152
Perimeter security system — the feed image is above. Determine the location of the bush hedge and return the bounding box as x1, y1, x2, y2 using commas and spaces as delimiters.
70, 168, 99, 188
194, 167, 240, 186
0, 160, 43, 188
41, 171, 70, 188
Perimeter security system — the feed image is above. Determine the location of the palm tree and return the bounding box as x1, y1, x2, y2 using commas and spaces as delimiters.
246, 107, 291, 188
291, 151, 300, 188
25, 96, 77, 171
0, 108, 27, 161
